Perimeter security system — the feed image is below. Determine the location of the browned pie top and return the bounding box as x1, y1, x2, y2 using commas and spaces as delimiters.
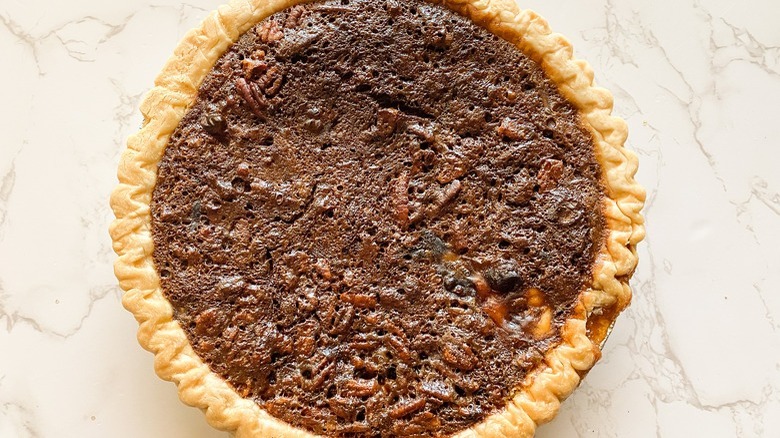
151, 0, 606, 435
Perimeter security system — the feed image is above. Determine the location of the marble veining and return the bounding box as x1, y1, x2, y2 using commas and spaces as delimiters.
0, 0, 778, 436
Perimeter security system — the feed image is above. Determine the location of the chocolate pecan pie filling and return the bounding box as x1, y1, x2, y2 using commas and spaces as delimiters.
151, 0, 606, 435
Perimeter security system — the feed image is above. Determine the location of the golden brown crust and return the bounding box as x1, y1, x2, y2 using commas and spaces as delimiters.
109, 0, 645, 436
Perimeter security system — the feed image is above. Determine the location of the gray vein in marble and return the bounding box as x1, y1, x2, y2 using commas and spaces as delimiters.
714, 17, 780, 78
0, 13, 42, 76
1, 6, 191, 70
110, 78, 145, 135
750, 177, 780, 216
651, 391, 662, 438
753, 283, 779, 331
176, 3, 211, 25
729, 194, 763, 248
0, 279, 7, 330
0, 285, 117, 338
0, 402, 39, 438
606, 80, 643, 119
0, 154, 17, 230
662, 259, 673, 274
647, 29, 732, 197
599, 0, 641, 68
628, 245, 771, 422
637, 238, 772, 420
53, 16, 132, 63
635, 241, 699, 405
597, 134, 771, 424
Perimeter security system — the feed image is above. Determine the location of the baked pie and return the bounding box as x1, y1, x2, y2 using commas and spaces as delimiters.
110, 0, 645, 436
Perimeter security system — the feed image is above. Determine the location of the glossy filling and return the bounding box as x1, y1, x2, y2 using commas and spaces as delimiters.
151, 0, 605, 435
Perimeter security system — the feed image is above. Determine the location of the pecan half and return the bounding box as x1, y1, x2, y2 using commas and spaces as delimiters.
257, 20, 283, 43
259, 65, 284, 97
285, 5, 307, 28
234, 77, 267, 119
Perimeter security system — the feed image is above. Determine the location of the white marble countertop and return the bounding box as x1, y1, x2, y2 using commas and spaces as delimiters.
1, 0, 779, 436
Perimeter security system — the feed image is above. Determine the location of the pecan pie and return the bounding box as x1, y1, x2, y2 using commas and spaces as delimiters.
110, 0, 645, 436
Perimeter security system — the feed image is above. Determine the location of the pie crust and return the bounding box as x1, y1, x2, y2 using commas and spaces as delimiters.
109, 0, 645, 436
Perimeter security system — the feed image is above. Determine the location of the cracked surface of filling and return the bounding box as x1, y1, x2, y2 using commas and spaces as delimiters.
151, 0, 606, 435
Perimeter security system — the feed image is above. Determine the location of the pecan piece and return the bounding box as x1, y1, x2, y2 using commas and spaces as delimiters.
314, 258, 333, 280
497, 118, 533, 141
236, 162, 251, 178
375, 107, 400, 137
435, 152, 468, 184
337, 423, 371, 433
458, 403, 484, 420
385, 0, 402, 16
407, 123, 435, 143
431, 360, 480, 392
538, 158, 564, 192
441, 340, 477, 371
349, 333, 381, 351
411, 412, 442, 430
242, 58, 268, 78
327, 304, 355, 335
294, 320, 318, 356
382, 320, 406, 338
327, 396, 355, 420
264, 397, 298, 418
343, 379, 379, 397
389, 398, 427, 419
340, 292, 377, 308
417, 179, 461, 221
386, 335, 412, 362
391, 173, 410, 227
434, 179, 461, 212
482, 295, 508, 326
391, 423, 427, 436
419, 381, 455, 402
489, 86, 518, 103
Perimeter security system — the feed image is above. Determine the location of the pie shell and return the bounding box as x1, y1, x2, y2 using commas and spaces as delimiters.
109, 0, 646, 436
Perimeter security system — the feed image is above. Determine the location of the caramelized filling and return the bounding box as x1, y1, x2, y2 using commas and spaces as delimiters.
151, 0, 606, 435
